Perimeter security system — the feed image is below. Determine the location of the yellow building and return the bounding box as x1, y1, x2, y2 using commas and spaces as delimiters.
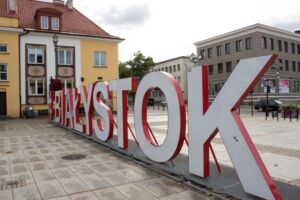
0, 0, 122, 117
0, 17, 22, 117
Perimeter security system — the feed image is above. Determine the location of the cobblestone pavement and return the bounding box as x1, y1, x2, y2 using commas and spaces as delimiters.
0, 118, 216, 200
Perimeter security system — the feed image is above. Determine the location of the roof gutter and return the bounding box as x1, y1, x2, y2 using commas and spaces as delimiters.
23, 28, 125, 43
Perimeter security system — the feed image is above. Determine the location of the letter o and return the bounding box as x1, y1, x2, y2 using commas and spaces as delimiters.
134, 72, 186, 162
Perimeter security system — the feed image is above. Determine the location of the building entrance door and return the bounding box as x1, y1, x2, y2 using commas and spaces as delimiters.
0, 92, 7, 116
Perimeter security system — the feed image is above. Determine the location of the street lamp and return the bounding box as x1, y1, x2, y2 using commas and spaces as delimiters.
126, 64, 132, 77
189, 53, 201, 66
272, 63, 281, 95
53, 34, 58, 76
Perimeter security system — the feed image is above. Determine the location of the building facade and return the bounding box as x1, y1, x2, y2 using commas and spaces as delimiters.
151, 56, 194, 101
0, 17, 22, 117
195, 24, 300, 101
0, 0, 122, 117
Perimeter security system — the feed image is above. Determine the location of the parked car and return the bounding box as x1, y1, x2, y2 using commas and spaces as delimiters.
147, 98, 154, 106
160, 100, 167, 107
254, 99, 282, 112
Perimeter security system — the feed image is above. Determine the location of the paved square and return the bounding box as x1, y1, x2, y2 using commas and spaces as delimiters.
0, 117, 214, 200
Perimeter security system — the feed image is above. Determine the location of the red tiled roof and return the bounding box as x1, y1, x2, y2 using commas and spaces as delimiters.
0, 0, 122, 40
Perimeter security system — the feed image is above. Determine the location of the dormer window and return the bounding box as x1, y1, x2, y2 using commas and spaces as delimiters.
36, 8, 62, 31
51, 17, 60, 30
40, 16, 49, 29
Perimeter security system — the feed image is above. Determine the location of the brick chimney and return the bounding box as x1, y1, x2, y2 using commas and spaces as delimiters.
66, 0, 73, 9
7, 0, 17, 13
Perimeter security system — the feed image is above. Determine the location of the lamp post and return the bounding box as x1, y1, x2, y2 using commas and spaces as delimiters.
189, 53, 201, 67
53, 34, 58, 77
272, 63, 281, 95
126, 64, 132, 77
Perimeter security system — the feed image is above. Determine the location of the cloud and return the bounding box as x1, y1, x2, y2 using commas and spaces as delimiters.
96, 4, 150, 29
268, 15, 300, 32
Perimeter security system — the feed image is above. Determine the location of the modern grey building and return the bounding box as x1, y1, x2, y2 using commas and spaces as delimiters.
151, 56, 194, 101
195, 23, 300, 101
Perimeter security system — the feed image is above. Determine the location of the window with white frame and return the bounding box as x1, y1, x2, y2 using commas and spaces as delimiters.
28, 47, 44, 64
58, 48, 73, 65
0, 45, 7, 53
94, 51, 106, 66
61, 79, 73, 90
52, 17, 60, 30
28, 79, 44, 95
40, 16, 49, 29
0, 64, 8, 81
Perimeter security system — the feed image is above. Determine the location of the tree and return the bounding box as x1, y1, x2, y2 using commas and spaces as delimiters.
119, 51, 155, 79
119, 61, 131, 78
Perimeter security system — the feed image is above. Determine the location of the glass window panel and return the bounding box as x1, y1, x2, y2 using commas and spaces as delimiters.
36, 54, 43, 63
59, 50, 64, 64
37, 80, 44, 94
41, 16, 48, 29
0, 64, 6, 72
29, 54, 35, 63
66, 50, 72, 65
101, 52, 106, 66
94, 52, 99, 66
0, 45, 7, 52
66, 80, 72, 89
0, 73, 7, 80
29, 80, 36, 95
51, 17, 59, 30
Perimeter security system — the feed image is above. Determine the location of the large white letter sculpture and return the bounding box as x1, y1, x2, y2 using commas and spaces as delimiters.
188, 55, 281, 200
109, 78, 136, 149
93, 81, 114, 141
134, 72, 186, 162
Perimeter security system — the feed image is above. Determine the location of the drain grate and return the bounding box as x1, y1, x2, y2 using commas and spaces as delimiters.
0, 178, 26, 190
61, 153, 86, 161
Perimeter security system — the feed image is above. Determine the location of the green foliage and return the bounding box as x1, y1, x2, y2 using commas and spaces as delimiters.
119, 61, 131, 79
282, 104, 299, 110
119, 51, 155, 79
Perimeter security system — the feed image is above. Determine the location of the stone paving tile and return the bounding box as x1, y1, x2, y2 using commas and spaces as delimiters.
52, 167, 76, 179
36, 179, 66, 199
11, 163, 29, 175
48, 196, 70, 200
93, 187, 129, 200
0, 189, 13, 200
155, 177, 188, 192
58, 177, 89, 195
79, 174, 111, 190
29, 161, 49, 171
13, 183, 42, 200
33, 169, 56, 183
160, 190, 215, 200
116, 183, 158, 200
46, 160, 66, 169
135, 179, 177, 198
70, 191, 100, 200
102, 171, 131, 186
12, 172, 35, 184
117, 168, 151, 182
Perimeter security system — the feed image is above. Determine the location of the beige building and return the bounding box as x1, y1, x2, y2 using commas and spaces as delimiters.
195, 23, 300, 101
151, 56, 194, 101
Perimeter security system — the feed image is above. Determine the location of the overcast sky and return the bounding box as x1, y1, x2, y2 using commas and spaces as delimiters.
73, 0, 300, 63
